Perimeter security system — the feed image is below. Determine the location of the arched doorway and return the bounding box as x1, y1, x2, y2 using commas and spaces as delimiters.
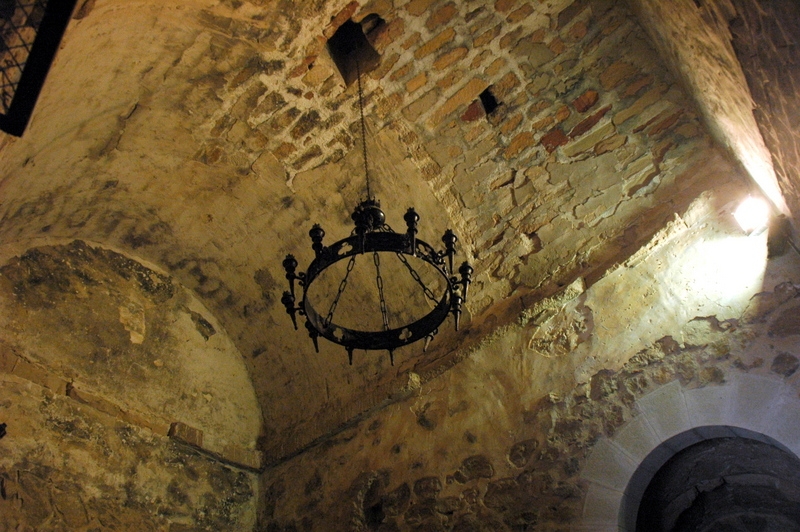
631, 428, 800, 531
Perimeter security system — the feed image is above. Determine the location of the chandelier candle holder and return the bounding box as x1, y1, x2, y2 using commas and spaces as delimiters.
281, 59, 473, 366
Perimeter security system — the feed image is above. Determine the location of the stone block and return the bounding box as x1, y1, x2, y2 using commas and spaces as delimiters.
635, 380, 691, 442
403, 89, 440, 122
221, 444, 263, 470
683, 384, 733, 430
770, 399, 800, 457
0, 347, 18, 373
612, 414, 660, 464
581, 438, 638, 491
169, 422, 204, 449
12, 358, 67, 395
67, 384, 124, 418
580, 482, 623, 528
727, 373, 789, 434
613, 85, 667, 126
563, 121, 615, 157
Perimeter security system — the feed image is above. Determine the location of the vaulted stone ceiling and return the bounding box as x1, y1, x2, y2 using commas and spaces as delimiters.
0, 0, 797, 474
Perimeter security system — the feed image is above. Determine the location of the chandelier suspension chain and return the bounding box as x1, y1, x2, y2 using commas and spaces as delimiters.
382, 221, 438, 303
373, 251, 390, 331
395, 252, 438, 303
324, 254, 356, 327
356, 59, 372, 200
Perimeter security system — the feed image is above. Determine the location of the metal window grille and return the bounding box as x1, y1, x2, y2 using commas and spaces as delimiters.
0, 0, 77, 136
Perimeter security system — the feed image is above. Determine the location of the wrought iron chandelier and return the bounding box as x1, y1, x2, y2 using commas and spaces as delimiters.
281, 61, 473, 365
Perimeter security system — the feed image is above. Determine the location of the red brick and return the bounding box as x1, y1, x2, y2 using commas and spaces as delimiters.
648, 110, 684, 136
623, 74, 655, 97
426, 2, 457, 30
570, 105, 611, 137
323, 1, 360, 38
548, 36, 566, 55
567, 20, 588, 41
273, 142, 297, 160
504, 131, 535, 159
474, 25, 501, 48
540, 128, 569, 152
600, 61, 638, 90
437, 70, 465, 89
431, 78, 488, 125
494, 71, 520, 98
403, 32, 422, 50
461, 100, 485, 122
530, 28, 547, 43
371, 18, 405, 51
652, 139, 674, 163
495, 0, 518, 13
414, 28, 456, 59
406, 72, 428, 93
531, 116, 555, 131
486, 58, 506, 77
500, 28, 523, 49
370, 52, 400, 79
507, 4, 533, 23
433, 47, 468, 71
405, 0, 436, 16
500, 114, 523, 135
390, 63, 413, 81
572, 90, 599, 112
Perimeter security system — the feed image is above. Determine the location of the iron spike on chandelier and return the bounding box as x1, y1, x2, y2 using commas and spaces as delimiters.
281, 61, 473, 366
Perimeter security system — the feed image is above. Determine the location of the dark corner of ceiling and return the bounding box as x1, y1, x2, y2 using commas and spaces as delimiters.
327, 16, 384, 86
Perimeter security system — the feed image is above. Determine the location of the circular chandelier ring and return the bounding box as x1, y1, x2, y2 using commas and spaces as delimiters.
302, 231, 453, 352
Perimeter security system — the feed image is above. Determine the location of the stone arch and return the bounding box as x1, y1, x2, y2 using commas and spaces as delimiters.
576, 374, 800, 531
0, 238, 262, 451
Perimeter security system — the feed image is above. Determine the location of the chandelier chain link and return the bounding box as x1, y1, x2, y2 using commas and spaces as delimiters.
356, 59, 371, 200
324, 254, 357, 327
373, 251, 390, 331
396, 252, 438, 303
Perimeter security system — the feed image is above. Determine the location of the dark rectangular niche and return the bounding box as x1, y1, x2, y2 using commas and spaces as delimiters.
327, 18, 383, 86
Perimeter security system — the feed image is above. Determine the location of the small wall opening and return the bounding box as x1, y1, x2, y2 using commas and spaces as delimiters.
479, 87, 500, 115
327, 17, 384, 86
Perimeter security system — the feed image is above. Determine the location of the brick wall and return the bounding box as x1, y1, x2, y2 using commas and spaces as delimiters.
730, 0, 800, 223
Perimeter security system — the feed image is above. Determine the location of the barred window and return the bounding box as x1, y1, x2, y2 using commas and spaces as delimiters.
0, 0, 77, 136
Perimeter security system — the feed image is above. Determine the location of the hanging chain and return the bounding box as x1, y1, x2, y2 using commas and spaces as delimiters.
395, 252, 438, 303
356, 59, 372, 200
373, 251, 390, 331
325, 255, 357, 327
